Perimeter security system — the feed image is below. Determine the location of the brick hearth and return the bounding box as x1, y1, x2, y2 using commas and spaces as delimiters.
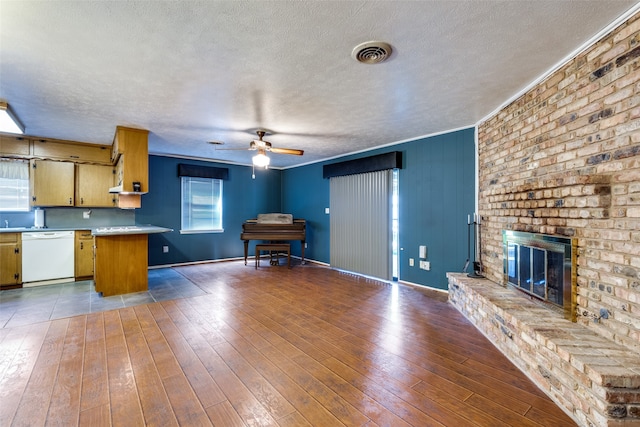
448, 273, 640, 427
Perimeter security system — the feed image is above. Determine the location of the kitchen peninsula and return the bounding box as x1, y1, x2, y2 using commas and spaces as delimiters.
93, 225, 171, 296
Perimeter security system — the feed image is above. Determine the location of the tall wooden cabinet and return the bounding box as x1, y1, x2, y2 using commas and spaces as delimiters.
30, 159, 75, 206
111, 126, 149, 209
111, 126, 149, 193
0, 233, 22, 287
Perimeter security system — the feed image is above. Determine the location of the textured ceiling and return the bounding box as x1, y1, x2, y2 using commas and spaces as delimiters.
1, 1, 638, 168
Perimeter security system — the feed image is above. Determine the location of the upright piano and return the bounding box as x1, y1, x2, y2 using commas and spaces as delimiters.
241, 215, 306, 265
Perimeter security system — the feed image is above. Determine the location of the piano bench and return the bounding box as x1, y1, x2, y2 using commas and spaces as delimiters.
255, 244, 291, 269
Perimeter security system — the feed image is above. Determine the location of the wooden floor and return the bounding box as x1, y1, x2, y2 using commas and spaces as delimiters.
0, 261, 576, 426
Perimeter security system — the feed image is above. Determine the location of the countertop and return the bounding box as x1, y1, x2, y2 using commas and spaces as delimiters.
0, 225, 172, 236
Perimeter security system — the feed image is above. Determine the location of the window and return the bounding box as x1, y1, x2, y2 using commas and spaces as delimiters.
180, 176, 223, 233
0, 160, 29, 212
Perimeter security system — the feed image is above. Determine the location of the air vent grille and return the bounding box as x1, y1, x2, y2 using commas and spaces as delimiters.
352, 41, 393, 64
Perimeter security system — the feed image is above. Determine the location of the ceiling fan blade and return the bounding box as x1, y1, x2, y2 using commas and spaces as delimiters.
270, 147, 304, 156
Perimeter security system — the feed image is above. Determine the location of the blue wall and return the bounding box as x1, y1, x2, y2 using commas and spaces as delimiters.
280, 161, 330, 261
281, 127, 475, 290
137, 155, 282, 266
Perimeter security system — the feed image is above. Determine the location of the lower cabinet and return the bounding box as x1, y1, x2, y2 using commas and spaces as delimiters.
0, 233, 22, 287
94, 234, 148, 296
75, 230, 94, 279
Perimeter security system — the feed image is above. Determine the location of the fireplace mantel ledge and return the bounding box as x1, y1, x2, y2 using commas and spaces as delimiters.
447, 272, 640, 427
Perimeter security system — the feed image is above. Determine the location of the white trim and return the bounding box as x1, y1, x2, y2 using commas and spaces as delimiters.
475, 125, 479, 215
282, 124, 476, 170
149, 151, 285, 170
398, 279, 449, 294
147, 255, 326, 270
476, 3, 640, 128
179, 229, 224, 234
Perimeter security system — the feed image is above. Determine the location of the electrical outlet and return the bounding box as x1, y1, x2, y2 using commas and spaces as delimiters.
325, 207, 330, 214
162, 245, 169, 253
305, 243, 308, 248
409, 258, 414, 266
419, 260, 431, 270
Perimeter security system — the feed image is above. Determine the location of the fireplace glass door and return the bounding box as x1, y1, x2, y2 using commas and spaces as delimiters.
508, 243, 564, 307
503, 230, 575, 315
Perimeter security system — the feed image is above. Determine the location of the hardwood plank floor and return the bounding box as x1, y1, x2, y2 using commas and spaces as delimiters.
0, 261, 577, 426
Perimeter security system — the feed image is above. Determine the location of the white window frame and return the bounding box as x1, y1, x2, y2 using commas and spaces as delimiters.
0, 159, 30, 212
180, 176, 223, 234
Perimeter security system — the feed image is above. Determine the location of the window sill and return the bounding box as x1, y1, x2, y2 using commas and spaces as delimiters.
179, 229, 224, 234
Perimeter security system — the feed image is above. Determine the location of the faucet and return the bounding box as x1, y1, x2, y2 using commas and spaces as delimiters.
4, 220, 8, 228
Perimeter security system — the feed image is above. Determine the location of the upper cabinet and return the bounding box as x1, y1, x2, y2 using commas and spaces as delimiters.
110, 127, 149, 209
0, 135, 30, 157
111, 126, 149, 194
1, 126, 149, 209
30, 159, 75, 206
31, 138, 111, 164
76, 164, 115, 207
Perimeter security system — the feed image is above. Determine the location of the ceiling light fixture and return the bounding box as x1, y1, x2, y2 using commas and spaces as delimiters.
351, 41, 393, 64
0, 102, 25, 134
252, 149, 270, 168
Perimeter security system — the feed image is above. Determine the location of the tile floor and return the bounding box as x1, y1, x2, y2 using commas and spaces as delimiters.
0, 268, 207, 329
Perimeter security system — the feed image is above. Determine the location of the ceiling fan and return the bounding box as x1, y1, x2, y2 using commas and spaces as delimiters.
213, 130, 304, 168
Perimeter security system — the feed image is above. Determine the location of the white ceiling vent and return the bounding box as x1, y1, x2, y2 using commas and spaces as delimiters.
351, 41, 393, 64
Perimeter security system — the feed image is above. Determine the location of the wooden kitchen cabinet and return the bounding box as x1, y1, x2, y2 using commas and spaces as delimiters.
94, 234, 148, 296
111, 126, 148, 209
111, 126, 149, 193
75, 230, 94, 279
0, 134, 30, 157
76, 164, 115, 207
32, 137, 111, 164
30, 159, 75, 206
0, 233, 22, 288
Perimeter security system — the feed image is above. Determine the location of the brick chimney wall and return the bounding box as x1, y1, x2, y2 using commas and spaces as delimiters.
477, 12, 640, 352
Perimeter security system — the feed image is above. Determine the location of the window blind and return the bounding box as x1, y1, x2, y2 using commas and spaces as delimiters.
330, 169, 392, 280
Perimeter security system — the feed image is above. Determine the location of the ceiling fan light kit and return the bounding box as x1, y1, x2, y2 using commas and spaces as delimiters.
252, 150, 270, 168
214, 130, 303, 170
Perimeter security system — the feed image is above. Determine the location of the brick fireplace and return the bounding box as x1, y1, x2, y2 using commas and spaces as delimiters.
449, 10, 640, 427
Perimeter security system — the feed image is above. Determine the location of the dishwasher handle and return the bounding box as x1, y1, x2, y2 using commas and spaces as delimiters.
22, 231, 74, 240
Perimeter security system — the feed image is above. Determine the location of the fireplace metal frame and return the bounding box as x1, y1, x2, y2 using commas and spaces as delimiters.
502, 230, 577, 322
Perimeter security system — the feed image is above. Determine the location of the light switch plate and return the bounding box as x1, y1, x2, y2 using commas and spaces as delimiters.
419, 245, 426, 258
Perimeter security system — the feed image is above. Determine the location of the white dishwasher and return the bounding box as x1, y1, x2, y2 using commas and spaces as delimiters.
22, 231, 75, 286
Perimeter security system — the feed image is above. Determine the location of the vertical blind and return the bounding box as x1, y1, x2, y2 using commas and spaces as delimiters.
330, 169, 392, 280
